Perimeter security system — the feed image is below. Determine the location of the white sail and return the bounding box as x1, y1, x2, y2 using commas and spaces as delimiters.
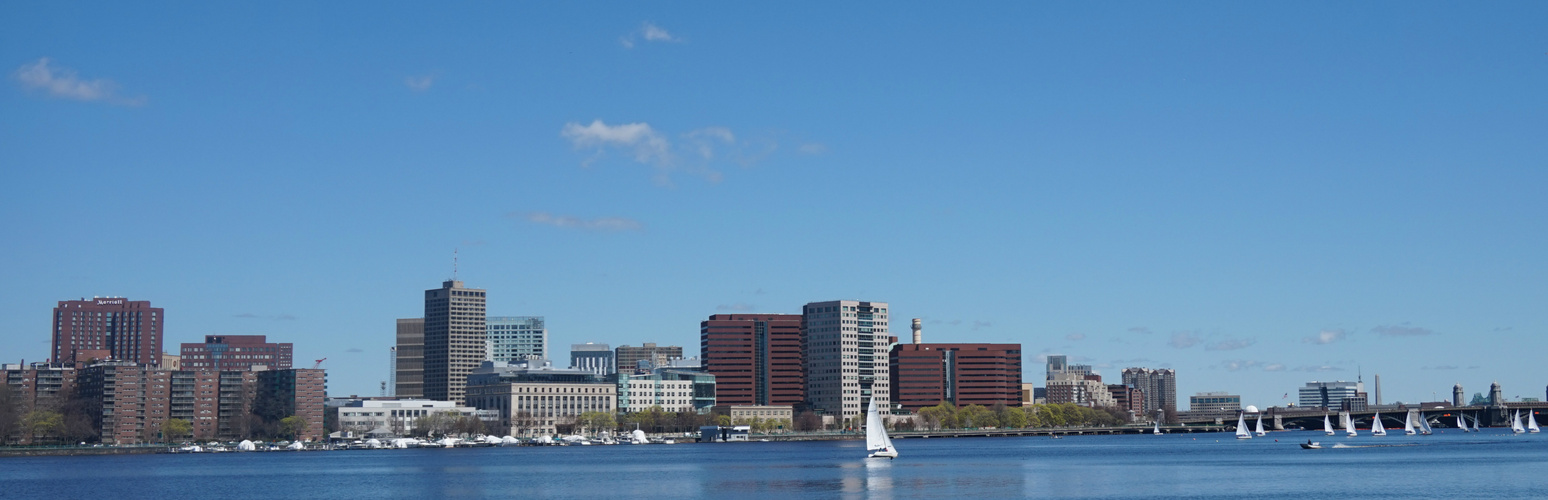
1471, 414, 1482, 432
1343, 412, 1357, 437
1419, 412, 1432, 435
1236, 413, 1252, 439
1371, 412, 1386, 436
1529, 411, 1540, 433
1457, 414, 1468, 432
1153, 420, 1162, 435
866, 398, 897, 458
1511, 410, 1525, 434
1323, 414, 1334, 436
1254, 414, 1266, 436
1402, 412, 1416, 435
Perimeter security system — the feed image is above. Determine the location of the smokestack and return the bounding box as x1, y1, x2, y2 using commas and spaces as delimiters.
912, 318, 922, 344
1374, 374, 1382, 405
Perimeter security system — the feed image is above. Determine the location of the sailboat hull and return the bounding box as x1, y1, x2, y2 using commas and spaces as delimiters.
868, 449, 898, 459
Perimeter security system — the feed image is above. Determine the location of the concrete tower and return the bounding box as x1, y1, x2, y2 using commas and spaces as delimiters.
1453, 383, 1464, 407
1489, 382, 1504, 407
912, 318, 922, 344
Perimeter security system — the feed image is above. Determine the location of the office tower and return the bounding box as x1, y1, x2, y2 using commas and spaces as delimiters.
803, 300, 891, 422
890, 343, 1022, 411
422, 280, 486, 405
1122, 367, 1178, 414
1298, 381, 1367, 409
700, 314, 804, 406
615, 342, 684, 374
394, 318, 424, 399
51, 297, 164, 366
569, 343, 614, 375
179, 335, 294, 371
486, 316, 547, 362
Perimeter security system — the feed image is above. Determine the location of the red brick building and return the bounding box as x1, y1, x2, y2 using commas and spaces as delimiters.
75, 363, 322, 444
51, 298, 164, 367
181, 335, 294, 371
890, 343, 1023, 412
700, 314, 804, 406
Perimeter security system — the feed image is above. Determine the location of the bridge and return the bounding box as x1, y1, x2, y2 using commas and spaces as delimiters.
1179, 402, 1547, 431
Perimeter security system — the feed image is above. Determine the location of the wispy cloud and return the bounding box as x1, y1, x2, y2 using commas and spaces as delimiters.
971, 321, 993, 331
1128, 327, 1153, 335
1291, 364, 1344, 372
404, 74, 436, 91
1372, 323, 1438, 337
1169, 331, 1201, 349
717, 303, 756, 312
797, 143, 828, 155
563, 120, 755, 186
620, 22, 681, 48
1065, 333, 1086, 341
1221, 360, 1263, 372
1263, 363, 1286, 372
15, 58, 144, 105
1206, 338, 1255, 351
563, 120, 672, 165
512, 212, 642, 232
1304, 329, 1347, 345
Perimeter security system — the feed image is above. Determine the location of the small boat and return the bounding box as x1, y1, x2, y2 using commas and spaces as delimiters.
1299, 440, 1322, 450
1471, 414, 1482, 432
1050, 434, 1062, 439
1236, 413, 1252, 439
1254, 414, 1267, 437
1528, 411, 1541, 433
1371, 412, 1387, 436
865, 397, 898, 459
1153, 420, 1162, 435
1343, 412, 1357, 437
1457, 413, 1469, 432
1511, 410, 1526, 434
1323, 414, 1335, 436
1403, 412, 1417, 436
1419, 412, 1433, 435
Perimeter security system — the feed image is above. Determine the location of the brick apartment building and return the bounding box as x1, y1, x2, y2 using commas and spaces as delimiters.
700, 314, 804, 407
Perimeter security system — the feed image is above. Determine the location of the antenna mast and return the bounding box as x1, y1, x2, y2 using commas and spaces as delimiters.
453, 248, 459, 281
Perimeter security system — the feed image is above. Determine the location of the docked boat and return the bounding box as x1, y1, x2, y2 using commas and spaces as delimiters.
1235, 413, 1252, 439
865, 398, 898, 459
1323, 414, 1335, 436
1371, 412, 1387, 436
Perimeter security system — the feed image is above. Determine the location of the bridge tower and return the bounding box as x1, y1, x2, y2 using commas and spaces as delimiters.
1453, 384, 1464, 407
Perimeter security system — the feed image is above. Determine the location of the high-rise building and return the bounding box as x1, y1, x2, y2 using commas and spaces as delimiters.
1122, 367, 1178, 414
1297, 380, 1366, 410
569, 343, 614, 375
180, 335, 294, 371
616, 343, 684, 374
422, 280, 486, 405
394, 318, 424, 399
1045, 355, 1093, 381
1047, 374, 1115, 407
74, 362, 323, 444
1108, 384, 1145, 414
487, 316, 547, 362
51, 297, 164, 367
803, 300, 891, 422
700, 314, 804, 406
890, 343, 1023, 411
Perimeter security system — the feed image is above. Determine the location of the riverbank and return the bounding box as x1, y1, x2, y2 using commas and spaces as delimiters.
0, 445, 168, 458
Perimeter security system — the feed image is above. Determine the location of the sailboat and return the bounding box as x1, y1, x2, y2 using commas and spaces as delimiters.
1371, 412, 1387, 436
1254, 413, 1267, 437
1153, 419, 1162, 435
1235, 413, 1252, 439
1457, 413, 1469, 432
1511, 410, 1526, 435
1471, 414, 1482, 432
1402, 412, 1417, 436
1528, 411, 1540, 433
1418, 412, 1433, 435
1343, 413, 1357, 437
865, 398, 898, 459
1323, 414, 1335, 436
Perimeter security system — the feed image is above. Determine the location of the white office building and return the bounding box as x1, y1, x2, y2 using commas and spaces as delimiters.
487, 316, 547, 362
333, 399, 482, 436
803, 300, 891, 423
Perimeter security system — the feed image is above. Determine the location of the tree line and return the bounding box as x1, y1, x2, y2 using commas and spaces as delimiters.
902, 402, 1133, 431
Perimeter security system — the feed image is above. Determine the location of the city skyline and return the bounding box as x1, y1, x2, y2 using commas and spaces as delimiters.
4, 3, 1546, 408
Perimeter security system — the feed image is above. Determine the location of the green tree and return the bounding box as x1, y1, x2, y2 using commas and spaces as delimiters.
279, 415, 306, 441
23, 409, 63, 444
163, 418, 192, 443
577, 411, 615, 434
999, 406, 1029, 429
715, 414, 732, 427
958, 405, 991, 428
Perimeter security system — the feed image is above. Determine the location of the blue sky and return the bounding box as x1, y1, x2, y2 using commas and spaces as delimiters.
4, 2, 1545, 408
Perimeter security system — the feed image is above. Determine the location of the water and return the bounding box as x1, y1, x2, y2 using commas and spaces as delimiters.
3, 429, 1545, 499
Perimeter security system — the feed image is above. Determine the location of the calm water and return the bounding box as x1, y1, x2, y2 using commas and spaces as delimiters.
4, 429, 1546, 499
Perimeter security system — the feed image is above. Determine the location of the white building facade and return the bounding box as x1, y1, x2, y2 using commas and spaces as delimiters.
333, 399, 480, 436
803, 300, 891, 423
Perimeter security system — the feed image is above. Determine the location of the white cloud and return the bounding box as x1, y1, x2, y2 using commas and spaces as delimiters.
15, 58, 144, 105
1206, 338, 1255, 351
563, 120, 672, 165
404, 74, 435, 91
1291, 364, 1344, 372
1168, 331, 1201, 349
512, 212, 642, 232
561, 120, 779, 186
1304, 329, 1347, 345
1221, 360, 1263, 372
621, 22, 681, 48
1263, 363, 1286, 372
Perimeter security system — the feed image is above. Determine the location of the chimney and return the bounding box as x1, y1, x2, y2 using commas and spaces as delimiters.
912, 318, 922, 344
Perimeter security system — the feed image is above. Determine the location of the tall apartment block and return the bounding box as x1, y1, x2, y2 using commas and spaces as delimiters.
52, 297, 163, 366
1121, 367, 1177, 415
394, 318, 424, 399
616, 342, 684, 374
180, 335, 293, 371
570, 343, 614, 375
700, 314, 804, 406
487, 316, 547, 362
74, 362, 323, 444
422, 280, 486, 405
890, 343, 1023, 411
803, 300, 891, 421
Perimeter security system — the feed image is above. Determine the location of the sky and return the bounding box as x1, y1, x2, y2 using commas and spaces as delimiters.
3, 2, 1546, 409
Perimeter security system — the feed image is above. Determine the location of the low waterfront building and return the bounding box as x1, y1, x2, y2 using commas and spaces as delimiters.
466, 360, 616, 436
331, 399, 481, 436
617, 369, 715, 414
1189, 392, 1242, 412
713, 405, 793, 425
699, 425, 751, 442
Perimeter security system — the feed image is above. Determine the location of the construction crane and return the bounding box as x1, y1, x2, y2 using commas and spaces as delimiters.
313, 358, 326, 369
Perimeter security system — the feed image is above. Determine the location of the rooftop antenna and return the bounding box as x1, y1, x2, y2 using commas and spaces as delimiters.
453, 248, 459, 281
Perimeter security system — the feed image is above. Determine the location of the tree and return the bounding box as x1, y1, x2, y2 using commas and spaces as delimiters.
999, 406, 1029, 429
23, 410, 63, 444
577, 411, 615, 435
794, 411, 822, 432
163, 418, 192, 443
279, 416, 306, 441
958, 405, 992, 428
